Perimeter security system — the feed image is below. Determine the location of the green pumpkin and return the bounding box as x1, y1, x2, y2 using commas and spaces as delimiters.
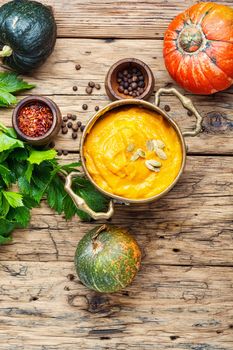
0, 0, 57, 73
75, 225, 141, 293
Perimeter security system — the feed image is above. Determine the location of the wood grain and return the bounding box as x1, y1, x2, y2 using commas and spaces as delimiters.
0, 0, 231, 39
0, 38, 232, 154
0, 1, 232, 349
0, 262, 233, 349
0, 155, 232, 267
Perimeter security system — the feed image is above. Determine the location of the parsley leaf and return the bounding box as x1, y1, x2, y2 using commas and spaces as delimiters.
0, 72, 35, 107
0, 131, 24, 152
2, 191, 24, 208
28, 149, 57, 165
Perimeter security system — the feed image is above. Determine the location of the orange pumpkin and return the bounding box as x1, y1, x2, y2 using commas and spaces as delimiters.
163, 2, 233, 94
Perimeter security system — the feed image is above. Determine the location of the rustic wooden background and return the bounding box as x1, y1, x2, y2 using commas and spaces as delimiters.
0, 1, 233, 349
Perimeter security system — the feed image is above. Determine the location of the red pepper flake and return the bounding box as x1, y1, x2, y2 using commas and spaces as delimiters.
18, 102, 53, 138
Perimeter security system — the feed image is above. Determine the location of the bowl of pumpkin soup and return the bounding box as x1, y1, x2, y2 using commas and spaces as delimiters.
65, 88, 203, 219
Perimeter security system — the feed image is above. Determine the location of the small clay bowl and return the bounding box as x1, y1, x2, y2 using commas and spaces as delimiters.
105, 58, 155, 101
12, 96, 62, 146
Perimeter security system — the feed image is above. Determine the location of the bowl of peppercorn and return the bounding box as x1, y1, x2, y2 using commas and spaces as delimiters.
12, 96, 62, 146
105, 58, 155, 101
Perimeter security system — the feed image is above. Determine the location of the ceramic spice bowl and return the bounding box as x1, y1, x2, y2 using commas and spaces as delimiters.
105, 58, 155, 101
12, 96, 62, 146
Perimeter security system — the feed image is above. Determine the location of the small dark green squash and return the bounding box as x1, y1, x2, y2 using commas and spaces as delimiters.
0, 0, 57, 73
75, 224, 141, 293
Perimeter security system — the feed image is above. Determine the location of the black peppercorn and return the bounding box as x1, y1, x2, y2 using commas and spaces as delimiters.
86, 86, 92, 94
73, 86, 78, 91
95, 106, 99, 111
75, 64, 81, 70
88, 81, 95, 88
62, 127, 68, 134
67, 121, 73, 128
72, 132, 78, 139
82, 104, 88, 110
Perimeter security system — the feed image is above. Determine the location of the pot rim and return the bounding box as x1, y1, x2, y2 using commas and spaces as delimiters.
80, 98, 186, 204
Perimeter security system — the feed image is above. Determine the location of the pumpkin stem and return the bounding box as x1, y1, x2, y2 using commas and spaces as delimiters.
0, 45, 13, 58
178, 26, 203, 53
92, 224, 108, 241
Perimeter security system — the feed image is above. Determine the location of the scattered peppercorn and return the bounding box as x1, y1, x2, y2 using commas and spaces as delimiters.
95, 83, 101, 90
57, 150, 63, 156
72, 125, 79, 132
86, 86, 92, 94
62, 127, 68, 134
82, 104, 88, 110
80, 125, 85, 132
61, 121, 66, 128
72, 132, 78, 139
77, 121, 82, 127
75, 64, 81, 70
187, 110, 193, 116
67, 121, 73, 128
17, 102, 53, 138
63, 150, 69, 156
67, 113, 72, 119
95, 106, 99, 111
164, 105, 171, 112
73, 86, 78, 91
63, 116, 68, 122
71, 114, 77, 121
88, 81, 95, 88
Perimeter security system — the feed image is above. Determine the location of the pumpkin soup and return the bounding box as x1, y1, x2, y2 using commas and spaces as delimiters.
84, 106, 183, 200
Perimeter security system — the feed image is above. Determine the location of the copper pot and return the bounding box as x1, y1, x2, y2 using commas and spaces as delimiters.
65, 88, 203, 220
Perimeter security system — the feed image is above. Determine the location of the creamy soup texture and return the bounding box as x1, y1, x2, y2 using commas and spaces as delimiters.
84, 106, 183, 200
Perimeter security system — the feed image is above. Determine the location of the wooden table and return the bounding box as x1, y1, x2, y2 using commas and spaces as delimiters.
0, 1, 233, 349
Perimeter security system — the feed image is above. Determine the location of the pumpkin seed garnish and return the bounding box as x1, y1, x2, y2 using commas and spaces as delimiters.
130, 148, 146, 161
146, 140, 154, 152
154, 139, 165, 149
145, 159, 161, 172
127, 143, 135, 152
155, 147, 167, 160
146, 139, 165, 151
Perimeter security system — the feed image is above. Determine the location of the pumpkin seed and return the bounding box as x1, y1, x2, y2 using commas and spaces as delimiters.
137, 149, 146, 158
155, 139, 165, 149
127, 143, 135, 152
130, 148, 146, 161
145, 159, 161, 172
155, 147, 167, 160
147, 139, 165, 151
130, 152, 140, 161
146, 140, 154, 151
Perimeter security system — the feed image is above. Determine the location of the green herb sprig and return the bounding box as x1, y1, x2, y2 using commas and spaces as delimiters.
0, 123, 110, 244
0, 72, 35, 107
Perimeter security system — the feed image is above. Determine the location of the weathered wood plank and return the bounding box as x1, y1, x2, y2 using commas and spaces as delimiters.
0, 0, 231, 39
0, 262, 232, 349
0, 155, 232, 266
0, 38, 232, 154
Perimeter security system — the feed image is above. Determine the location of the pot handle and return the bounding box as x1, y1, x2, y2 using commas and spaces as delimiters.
64, 172, 114, 220
155, 87, 203, 137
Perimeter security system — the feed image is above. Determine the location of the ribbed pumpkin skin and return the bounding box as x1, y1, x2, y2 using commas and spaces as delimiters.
75, 225, 141, 293
164, 2, 233, 94
0, 0, 56, 73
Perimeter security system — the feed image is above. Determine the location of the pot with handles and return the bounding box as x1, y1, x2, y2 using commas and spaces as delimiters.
65, 88, 203, 220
